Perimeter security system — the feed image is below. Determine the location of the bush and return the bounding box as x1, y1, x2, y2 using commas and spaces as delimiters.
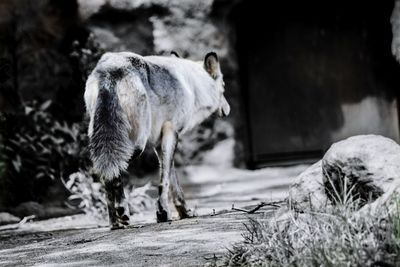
0, 100, 90, 205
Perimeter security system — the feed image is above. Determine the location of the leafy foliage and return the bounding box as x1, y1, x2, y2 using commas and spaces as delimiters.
1, 100, 90, 204
63, 171, 107, 220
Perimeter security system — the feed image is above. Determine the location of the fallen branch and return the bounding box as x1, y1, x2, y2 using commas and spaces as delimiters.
231, 201, 283, 214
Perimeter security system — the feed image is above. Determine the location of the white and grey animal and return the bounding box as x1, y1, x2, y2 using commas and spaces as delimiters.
84, 51, 230, 229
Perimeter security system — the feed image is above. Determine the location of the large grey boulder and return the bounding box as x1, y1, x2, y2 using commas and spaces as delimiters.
288, 161, 328, 210
322, 135, 400, 205
289, 135, 400, 210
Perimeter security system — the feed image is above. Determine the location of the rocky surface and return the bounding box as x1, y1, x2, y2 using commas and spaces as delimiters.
354, 186, 400, 220
288, 161, 328, 211
289, 135, 400, 211
322, 135, 400, 205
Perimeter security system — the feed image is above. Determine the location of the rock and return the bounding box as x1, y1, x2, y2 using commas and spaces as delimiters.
354, 186, 400, 219
288, 161, 329, 211
289, 135, 400, 211
0, 212, 20, 226
322, 135, 400, 205
289, 135, 400, 212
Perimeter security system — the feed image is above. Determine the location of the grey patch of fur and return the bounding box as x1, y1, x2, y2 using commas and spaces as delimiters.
145, 63, 182, 101
128, 56, 182, 99
89, 71, 133, 180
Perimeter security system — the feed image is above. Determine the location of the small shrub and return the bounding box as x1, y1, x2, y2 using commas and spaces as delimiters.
63, 171, 107, 220
1, 100, 90, 204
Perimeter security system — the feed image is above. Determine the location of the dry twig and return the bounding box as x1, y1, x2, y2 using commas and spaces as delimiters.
231, 201, 282, 214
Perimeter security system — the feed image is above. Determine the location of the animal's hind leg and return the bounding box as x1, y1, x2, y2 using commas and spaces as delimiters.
113, 177, 130, 225
170, 163, 192, 219
156, 121, 176, 223
104, 176, 130, 230
104, 180, 117, 227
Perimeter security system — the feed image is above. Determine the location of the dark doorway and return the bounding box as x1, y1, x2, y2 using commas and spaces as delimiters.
233, 0, 400, 168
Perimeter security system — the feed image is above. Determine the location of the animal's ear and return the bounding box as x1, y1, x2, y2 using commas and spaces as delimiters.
204, 52, 220, 79
170, 50, 180, 58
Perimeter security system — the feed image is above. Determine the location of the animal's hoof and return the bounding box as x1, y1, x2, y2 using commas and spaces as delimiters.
156, 210, 170, 223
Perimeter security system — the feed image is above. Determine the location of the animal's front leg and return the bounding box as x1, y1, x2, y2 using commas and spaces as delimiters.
156, 121, 176, 223
170, 163, 192, 219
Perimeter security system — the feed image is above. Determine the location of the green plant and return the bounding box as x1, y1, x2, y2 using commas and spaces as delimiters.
1, 100, 90, 204
63, 171, 107, 220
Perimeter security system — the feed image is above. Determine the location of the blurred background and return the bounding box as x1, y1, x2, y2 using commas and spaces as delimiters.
0, 0, 400, 225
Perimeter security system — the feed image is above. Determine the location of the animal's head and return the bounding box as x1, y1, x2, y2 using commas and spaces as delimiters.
204, 52, 230, 117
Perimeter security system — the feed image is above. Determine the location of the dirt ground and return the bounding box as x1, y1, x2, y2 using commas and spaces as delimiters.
0, 165, 307, 266
0, 211, 276, 267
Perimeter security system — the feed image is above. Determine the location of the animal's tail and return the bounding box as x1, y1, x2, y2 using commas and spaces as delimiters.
89, 72, 133, 180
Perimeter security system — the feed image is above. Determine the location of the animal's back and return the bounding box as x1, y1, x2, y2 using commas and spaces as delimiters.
85, 52, 217, 146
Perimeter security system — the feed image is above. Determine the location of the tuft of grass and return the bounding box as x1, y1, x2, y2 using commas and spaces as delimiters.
217, 192, 400, 267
